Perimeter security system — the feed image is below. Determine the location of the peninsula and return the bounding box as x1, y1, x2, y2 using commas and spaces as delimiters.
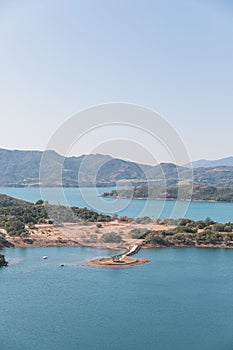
102, 185, 233, 202
1, 195, 233, 258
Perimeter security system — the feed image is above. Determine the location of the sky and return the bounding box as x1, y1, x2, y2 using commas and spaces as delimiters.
0, 0, 232, 164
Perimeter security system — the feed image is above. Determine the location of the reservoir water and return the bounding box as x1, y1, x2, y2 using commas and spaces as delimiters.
1, 247, 233, 350
1, 187, 233, 349
0, 187, 233, 222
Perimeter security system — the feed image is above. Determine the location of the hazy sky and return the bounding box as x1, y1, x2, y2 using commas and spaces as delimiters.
0, 0, 232, 163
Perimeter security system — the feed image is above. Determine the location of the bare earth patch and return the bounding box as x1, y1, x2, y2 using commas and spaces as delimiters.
6, 221, 172, 249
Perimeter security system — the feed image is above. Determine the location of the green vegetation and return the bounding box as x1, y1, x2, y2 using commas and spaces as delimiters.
2, 148, 233, 188
0, 235, 13, 249
101, 232, 123, 243
0, 202, 48, 236
128, 228, 149, 239
71, 207, 111, 223
0, 194, 111, 241
0, 194, 30, 207
144, 218, 233, 248
191, 186, 233, 202
103, 185, 233, 202
1, 193, 233, 250
133, 216, 153, 224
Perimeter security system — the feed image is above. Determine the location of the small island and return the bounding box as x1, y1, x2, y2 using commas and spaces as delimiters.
88, 256, 149, 267
87, 243, 150, 267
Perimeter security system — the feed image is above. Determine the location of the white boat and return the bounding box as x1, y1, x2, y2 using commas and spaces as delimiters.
43, 256, 47, 259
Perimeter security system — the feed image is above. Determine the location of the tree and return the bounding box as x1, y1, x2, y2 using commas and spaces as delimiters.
35, 199, 44, 205
5, 218, 25, 236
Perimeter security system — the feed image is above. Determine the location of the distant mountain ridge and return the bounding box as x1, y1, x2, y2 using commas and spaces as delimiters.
0, 148, 233, 187
0, 148, 189, 187
187, 157, 233, 168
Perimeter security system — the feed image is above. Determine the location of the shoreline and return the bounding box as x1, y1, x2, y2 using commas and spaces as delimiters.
2, 239, 233, 251
101, 195, 227, 203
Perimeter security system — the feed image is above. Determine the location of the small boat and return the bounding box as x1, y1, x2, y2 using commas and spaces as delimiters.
43, 256, 47, 259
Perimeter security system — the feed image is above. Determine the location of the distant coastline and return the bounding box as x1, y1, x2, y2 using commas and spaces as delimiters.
101, 194, 221, 203
102, 185, 233, 203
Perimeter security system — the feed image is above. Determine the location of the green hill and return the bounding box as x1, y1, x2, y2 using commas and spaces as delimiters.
1, 148, 233, 188
0, 194, 31, 207
187, 157, 233, 168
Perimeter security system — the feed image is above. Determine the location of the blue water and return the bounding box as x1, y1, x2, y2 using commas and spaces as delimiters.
0, 187, 233, 222
1, 188, 233, 349
1, 247, 233, 350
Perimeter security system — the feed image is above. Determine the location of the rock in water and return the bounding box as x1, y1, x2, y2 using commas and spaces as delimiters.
0, 254, 8, 267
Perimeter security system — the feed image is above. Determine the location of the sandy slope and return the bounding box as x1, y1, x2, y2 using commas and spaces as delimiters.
6, 221, 171, 249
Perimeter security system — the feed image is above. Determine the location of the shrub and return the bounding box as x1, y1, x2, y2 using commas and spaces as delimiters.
213, 223, 225, 232
224, 225, 232, 232
4, 218, 25, 236
128, 228, 148, 239
89, 234, 98, 243
134, 216, 152, 224
102, 232, 123, 243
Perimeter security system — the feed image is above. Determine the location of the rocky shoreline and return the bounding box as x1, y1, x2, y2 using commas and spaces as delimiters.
0, 254, 8, 266
101, 194, 222, 203
2, 236, 233, 251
